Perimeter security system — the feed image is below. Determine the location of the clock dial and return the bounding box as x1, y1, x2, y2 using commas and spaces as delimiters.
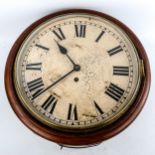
14, 13, 141, 131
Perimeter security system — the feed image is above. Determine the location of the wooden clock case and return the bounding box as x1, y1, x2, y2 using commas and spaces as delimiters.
5, 9, 151, 147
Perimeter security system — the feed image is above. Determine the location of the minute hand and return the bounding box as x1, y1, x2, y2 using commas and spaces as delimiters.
32, 69, 75, 99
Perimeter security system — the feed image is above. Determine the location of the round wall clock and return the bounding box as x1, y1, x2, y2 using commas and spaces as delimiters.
5, 9, 151, 147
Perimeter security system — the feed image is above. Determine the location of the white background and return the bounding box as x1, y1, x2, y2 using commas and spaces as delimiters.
0, 0, 155, 154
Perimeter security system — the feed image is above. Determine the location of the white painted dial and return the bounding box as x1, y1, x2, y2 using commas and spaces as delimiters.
14, 13, 141, 131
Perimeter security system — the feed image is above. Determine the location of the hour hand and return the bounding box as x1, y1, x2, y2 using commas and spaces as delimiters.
55, 40, 67, 54
55, 40, 76, 66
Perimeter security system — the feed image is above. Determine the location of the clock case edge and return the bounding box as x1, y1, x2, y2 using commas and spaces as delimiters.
5, 9, 151, 147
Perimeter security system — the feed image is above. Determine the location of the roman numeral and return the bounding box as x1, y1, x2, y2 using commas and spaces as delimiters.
52, 28, 66, 40
94, 101, 104, 115
95, 31, 105, 42
75, 24, 86, 38
105, 83, 124, 101
35, 44, 49, 51
67, 104, 78, 120
26, 63, 42, 71
107, 45, 123, 56
41, 95, 57, 114
27, 77, 44, 99
113, 66, 129, 76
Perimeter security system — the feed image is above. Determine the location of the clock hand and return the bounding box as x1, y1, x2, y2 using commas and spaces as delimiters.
55, 40, 77, 66
32, 68, 75, 100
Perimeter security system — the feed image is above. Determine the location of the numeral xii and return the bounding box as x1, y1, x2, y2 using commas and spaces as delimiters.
75, 24, 86, 38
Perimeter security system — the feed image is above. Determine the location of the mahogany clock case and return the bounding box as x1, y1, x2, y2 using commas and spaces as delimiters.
5, 9, 151, 147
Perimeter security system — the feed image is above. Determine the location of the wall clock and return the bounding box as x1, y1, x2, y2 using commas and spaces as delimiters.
5, 9, 151, 147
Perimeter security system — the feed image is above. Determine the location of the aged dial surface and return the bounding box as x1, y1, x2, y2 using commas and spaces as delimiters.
14, 13, 141, 131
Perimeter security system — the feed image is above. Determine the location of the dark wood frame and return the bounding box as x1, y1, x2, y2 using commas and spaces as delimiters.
5, 9, 151, 147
